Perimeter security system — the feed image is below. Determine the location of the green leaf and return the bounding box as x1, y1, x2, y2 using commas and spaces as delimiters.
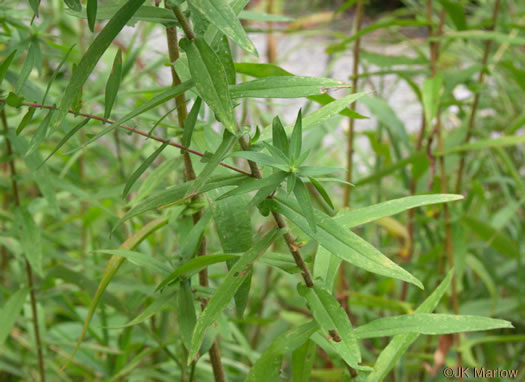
188, 228, 280, 364
28, 0, 40, 17
0, 288, 29, 347
239, 10, 294, 22
308, 177, 334, 209
15, 43, 38, 95
56, 0, 146, 127
270, 196, 423, 288
182, 97, 202, 149
179, 210, 212, 261
231, 151, 288, 171
211, 193, 253, 316
188, 131, 237, 198
123, 141, 169, 198
16, 108, 36, 135
246, 321, 319, 382
96, 249, 169, 276
14, 207, 43, 277
104, 49, 123, 119
188, 0, 258, 56
40, 117, 90, 166
0, 50, 17, 87
422, 74, 443, 127
178, 279, 197, 349
298, 283, 361, 368
335, 194, 463, 228
25, 107, 55, 157
293, 177, 316, 232
230, 76, 344, 99
216, 36, 236, 85
438, 0, 467, 30
216, 171, 287, 202
440, 135, 525, 155
109, 290, 176, 329
64, 0, 82, 12
156, 254, 238, 291
42, 44, 75, 105
354, 313, 512, 339
87, 0, 98, 32
272, 116, 289, 154
117, 174, 247, 227
61, 218, 168, 371
78, 80, 193, 150
290, 109, 302, 160
292, 339, 316, 382
180, 37, 237, 134
366, 269, 454, 382
462, 216, 519, 258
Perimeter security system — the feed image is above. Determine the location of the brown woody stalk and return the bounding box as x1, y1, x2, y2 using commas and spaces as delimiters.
1, 108, 46, 382
164, 5, 226, 381
425, 1, 462, 375
343, 0, 364, 207
455, 0, 502, 194
338, 0, 364, 337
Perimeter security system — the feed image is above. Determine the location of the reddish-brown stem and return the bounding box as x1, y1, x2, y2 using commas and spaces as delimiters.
1, 108, 46, 382
0, 99, 252, 177
165, 6, 225, 382
455, 0, 502, 194
343, 0, 364, 207
425, 1, 462, 375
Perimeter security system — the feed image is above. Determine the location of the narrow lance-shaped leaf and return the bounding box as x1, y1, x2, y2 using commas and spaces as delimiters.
72, 80, 194, 152
0, 288, 29, 347
14, 208, 43, 277
270, 196, 423, 288
25, 106, 55, 157
178, 279, 197, 350
182, 97, 202, 150
156, 254, 238, 291
122, 140, 169, 198
104, 49, 122, 119
180, 37, 237, 134
188, 0, 258, 56
39, 117, 90, 167
188, 228, 281, 364
0, 50, 17, 87
354, 313, 512, 339
186, 131, 237, 198
211, 192, 253, 316
366, 269, 454, 382
15, 43, 37, 95
246, 321, 319, 382
61, 218, 168, 371
87, 0, 98, 32
298, 283, 362, 369
16, 108, 36, 136
422, 74, 443, 127
216, 171, 287, 202
42, 44, 75, 105
55, 0, 146, 127
272, 116, 289, 154
293, 177, 316, 232
309, 177, 334, 209
290, 109, 302, 160
335, 194, 463, 228
230, 76, 345, 99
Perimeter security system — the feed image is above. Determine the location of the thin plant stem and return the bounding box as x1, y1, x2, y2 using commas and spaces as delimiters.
165, 5, 225, 381
1, 108, 46, 382
455, 0, 502, 194
343, 0, 364, 207
0, 99, 252, 177
426, 1, 463, 375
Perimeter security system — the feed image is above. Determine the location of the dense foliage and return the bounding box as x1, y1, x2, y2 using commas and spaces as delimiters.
0, 0, 523, 381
